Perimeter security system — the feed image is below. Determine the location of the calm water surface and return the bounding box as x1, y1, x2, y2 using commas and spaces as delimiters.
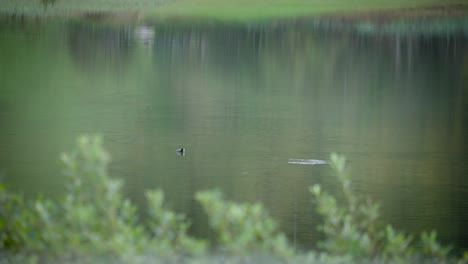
0, 18, 467, 250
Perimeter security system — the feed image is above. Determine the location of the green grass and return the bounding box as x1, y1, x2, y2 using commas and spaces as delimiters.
0, 0, 467, 22
151, 0, 467, 21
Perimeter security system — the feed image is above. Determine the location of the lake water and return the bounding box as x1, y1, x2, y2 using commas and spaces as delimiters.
0, 17, 467, 251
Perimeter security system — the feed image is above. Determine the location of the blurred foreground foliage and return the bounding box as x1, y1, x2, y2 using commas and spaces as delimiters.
0, 135, 466, 263
196, 190, 292, 257
310, 154, 455, 263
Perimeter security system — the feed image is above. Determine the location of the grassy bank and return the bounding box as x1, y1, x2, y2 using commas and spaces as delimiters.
0, 0, 467, 22
150, 0, 468, 21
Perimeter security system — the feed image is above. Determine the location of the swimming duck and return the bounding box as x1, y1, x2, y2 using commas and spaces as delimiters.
176, 148, 185, 156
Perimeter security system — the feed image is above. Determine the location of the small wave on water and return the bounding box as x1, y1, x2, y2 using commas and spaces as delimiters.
288, 159, 328, 165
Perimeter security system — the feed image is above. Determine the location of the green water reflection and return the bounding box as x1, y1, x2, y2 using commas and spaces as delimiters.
0, 19, 467, 250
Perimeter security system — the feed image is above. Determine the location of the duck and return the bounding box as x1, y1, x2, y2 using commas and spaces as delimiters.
176, 148, 185, 156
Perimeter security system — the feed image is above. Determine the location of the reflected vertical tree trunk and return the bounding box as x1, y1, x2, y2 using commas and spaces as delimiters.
395, 34, 401, 79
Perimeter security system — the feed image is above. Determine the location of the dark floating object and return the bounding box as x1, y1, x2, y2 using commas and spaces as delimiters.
176, 148, 185, 156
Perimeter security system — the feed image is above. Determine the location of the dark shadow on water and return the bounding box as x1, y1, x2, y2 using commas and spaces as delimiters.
41, 0, 57, 9
67, 23, 134, 73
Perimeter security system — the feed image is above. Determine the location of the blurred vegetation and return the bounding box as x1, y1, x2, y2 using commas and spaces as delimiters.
0, 135, 466, 263
311, 153, 453, 262
196, 190, 292, 256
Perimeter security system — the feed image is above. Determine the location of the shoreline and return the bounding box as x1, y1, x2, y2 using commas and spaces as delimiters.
320, 3, 468, 22
0, 1, 467, 23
